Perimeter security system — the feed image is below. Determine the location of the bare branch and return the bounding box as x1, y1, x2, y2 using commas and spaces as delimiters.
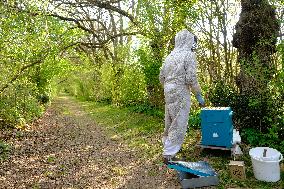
0, 59, 43, 94
86, 0, 136, 24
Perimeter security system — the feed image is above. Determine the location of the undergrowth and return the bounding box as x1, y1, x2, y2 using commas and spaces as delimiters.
76, 97, 283, 189
0, 140, 11, 161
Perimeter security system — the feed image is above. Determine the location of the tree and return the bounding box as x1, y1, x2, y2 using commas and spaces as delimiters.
136, 0, 198, 107
0, 2, 80, 126
194, 0, 239, 86
229, 0, 283, 136
232, 0, 279, 95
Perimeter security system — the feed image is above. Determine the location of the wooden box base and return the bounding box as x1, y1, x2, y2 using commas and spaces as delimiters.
178, 171, 219, 189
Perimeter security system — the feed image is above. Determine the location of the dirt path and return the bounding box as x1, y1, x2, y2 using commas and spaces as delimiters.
0, 96, 180, 189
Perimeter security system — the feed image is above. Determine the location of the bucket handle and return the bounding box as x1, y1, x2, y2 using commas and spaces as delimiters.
252, 153, 283, 162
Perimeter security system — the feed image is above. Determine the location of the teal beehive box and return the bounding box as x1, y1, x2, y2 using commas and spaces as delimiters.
201, 107, 233, 148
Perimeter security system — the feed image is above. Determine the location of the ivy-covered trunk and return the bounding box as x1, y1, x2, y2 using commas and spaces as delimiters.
233, 0, 279, 95
232, 0, 280, 130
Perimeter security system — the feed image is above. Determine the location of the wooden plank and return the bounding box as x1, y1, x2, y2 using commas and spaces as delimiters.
196, 143, 231, 151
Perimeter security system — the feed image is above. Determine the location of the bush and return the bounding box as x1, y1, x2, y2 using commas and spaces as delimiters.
188, 109, 201, 129
65, 60, 148, 107
0, 81, 44, 128
99, 63, 115, 102
136, 47, 164, 108
99, 62, 148, 106
0, 140, 11, 161
126, 103, 164, 118
118, 64, 148, 105
209, 80, 283, 154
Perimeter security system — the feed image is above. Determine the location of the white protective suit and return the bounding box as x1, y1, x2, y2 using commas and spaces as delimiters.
159, 29, 203, 157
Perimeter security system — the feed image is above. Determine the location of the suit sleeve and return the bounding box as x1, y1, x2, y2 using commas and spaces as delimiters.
185, 53, 201, 95
159, 64, 165, 86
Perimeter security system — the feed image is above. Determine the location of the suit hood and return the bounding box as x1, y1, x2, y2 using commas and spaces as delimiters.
174, 29, 195, 51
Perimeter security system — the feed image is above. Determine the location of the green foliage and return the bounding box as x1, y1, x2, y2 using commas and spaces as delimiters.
118, 63, 148, 105
75, 72, 97, 101
135, 46, 164, 108
126, 103, 164, 118
209, 79, 284, 154
208, 81, 237, 107
0, 4, 81, 127
0, 81, 44, 127
99, 63, 116, 102
188, 109, 201, 129
0, 141, 11, 161
77, 98, 164, 157
98, 62, 148, 105
243, 127, 284, 155
136, 47, 161, 87
62, 54, 148, 106
137, 0, 198, 42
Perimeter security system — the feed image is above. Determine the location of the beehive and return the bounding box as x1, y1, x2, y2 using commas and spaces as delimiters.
200, 107, 233, 148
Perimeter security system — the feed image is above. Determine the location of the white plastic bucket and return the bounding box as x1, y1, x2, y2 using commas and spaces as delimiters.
249, 147, 283, 182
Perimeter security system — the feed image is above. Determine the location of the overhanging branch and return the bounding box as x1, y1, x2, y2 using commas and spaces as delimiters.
87, 0, 136, 24
0, 43, 80, 94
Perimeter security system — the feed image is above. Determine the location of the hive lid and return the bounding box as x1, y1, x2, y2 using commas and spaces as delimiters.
202, 107, 231, 110
167, 161, 217, 177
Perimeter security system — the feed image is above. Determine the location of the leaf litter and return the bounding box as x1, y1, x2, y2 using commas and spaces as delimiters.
0, 96, 181, 189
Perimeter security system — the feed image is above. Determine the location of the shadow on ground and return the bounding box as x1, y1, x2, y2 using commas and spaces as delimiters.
0, 96, 182, 189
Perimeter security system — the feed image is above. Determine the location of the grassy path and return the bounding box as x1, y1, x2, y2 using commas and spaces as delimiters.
0, 96, 180, 189
0, 96, 283, 188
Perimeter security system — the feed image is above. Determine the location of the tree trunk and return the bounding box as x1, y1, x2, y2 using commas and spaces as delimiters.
232, 0, 279, 95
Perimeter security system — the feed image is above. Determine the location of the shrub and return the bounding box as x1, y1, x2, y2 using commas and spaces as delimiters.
0, 81, 44, 128
0, 140, 11, 161
209, 80, 283, 154
118, 63, 148, 105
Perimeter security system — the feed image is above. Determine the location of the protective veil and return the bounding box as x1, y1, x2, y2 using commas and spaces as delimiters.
159, 29, 203, 157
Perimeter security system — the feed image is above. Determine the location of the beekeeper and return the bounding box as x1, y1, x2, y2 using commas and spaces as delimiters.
159, 29, 205, 164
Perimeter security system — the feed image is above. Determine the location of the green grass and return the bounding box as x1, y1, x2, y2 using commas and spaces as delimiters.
78, 99, 164, 160
0, 140, 11, 161
62, 106, 71, 115
76, 98, 284, 189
